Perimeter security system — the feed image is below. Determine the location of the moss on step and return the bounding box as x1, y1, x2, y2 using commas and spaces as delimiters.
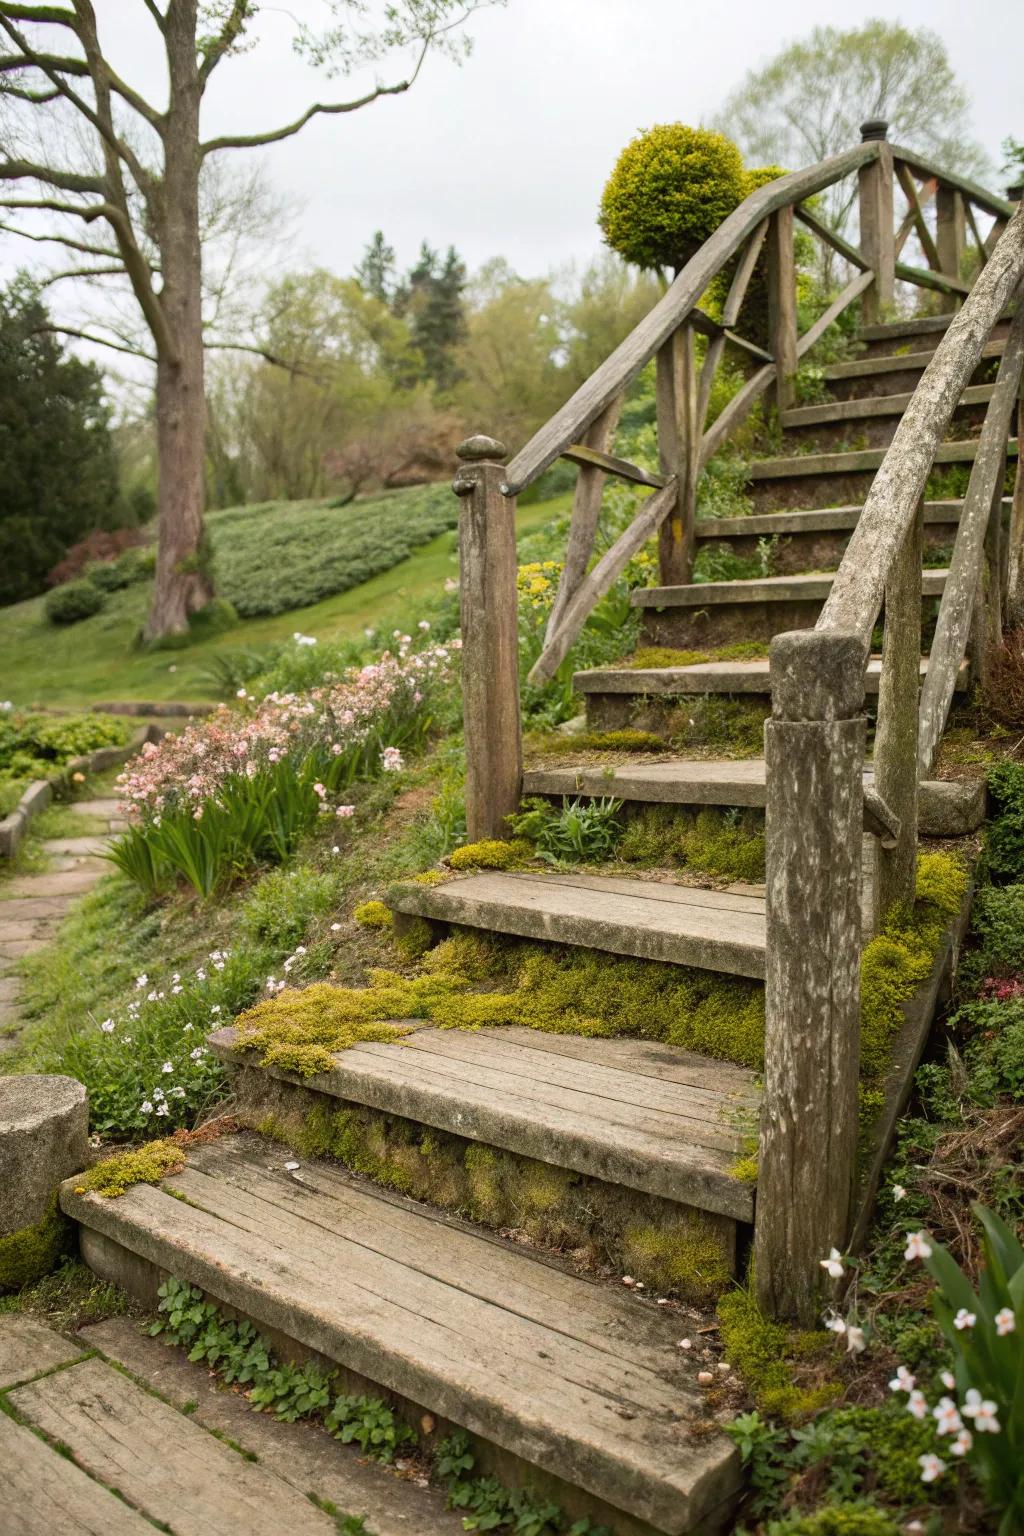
0, 1194, 72, 1293
717, 1282, 840, 1422
353, 900, 392, 929
243, 1081, 733, 1303
528, 727, 670, 756
618, 804, 766, 883
234, 983, 418, 1076
447, 839, 534, 871
625, 641, 770, 670
73, 1138, 186, 1199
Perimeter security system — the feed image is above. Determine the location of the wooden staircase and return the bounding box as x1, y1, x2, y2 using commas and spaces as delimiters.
64, 135, 1024, 1536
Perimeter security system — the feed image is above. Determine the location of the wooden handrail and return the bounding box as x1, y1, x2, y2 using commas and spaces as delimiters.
502, 141, 881, 497
890, 146, 1014, 221
817, 202, 1024, 645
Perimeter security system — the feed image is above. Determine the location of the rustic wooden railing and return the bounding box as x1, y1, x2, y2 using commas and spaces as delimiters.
452, 122, 1023, 1321
755, 200, 1024, 1323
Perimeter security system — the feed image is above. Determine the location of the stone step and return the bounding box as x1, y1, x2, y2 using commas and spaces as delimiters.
522, 759, 986, 838
780, 384, 993, 452
747, 436, 1018, 515
820, 338, 1004, 401
211, 1022, 759, 1221
389, 868, 766, 980
694, 499, 1009, 576
62, 1132, 742, 1536
574, 657, 968, 736
633, 569, 946, 650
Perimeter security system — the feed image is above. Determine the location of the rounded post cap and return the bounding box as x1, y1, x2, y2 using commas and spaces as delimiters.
860, 118, 889, 142
769, 630, 868, 721
456, 434, 507, 463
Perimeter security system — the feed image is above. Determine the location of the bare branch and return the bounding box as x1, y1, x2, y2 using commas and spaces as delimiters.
31, 321, 155, 361
139, 0, 165, 32
0, 219, 125, 259
0, 192, 110, 217
37, 262, 125, 285
198, 0, 248, 87
0, 47, 86, 73
0, 6, 77, 24
0, 157, 103, 193
204, 338, 316, 377
201, 41, 431, 154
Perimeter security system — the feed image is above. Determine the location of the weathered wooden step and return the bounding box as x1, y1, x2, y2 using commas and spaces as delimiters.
694, 499, 1005, 575
747, 437, 1018, 514
634, 569, 946, 649
522, 759, 986, 836
780, 385, 992, 451
390, 869, 766, 980
820, 338, 1005, 400
211, 1023, 758, 1221
855, 313, 1010, 359
62, 1133, 742, 1536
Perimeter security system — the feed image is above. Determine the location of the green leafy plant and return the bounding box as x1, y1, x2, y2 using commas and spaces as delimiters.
509, 796, 623, 865
432, 1432, 612, 1536
44, 577, 106, 625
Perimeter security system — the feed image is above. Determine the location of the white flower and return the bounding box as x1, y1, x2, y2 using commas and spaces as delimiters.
892, 1183, 906, 1201
332, 845, 340, 855
171, 985, 183, 995
135, 974, 148, 989
330, 922, 341, 931
845, 1325, 866, 1355
962, 1388, 1001, 1431
190, 1047, 205, 1061
155, 1103, 169, 1117
953, 1308, 977, 1330
819, 1247, 845, 1280
824, 1314, 847, 1335
941, 1370, 956, 1391
336, 804, 355, 818
932, 1397, 962, 1436
889, 1364, 916, 1393
995, 1307, 1016, 1336
153, 1089, 164, 1100
380, 746, 404, 773
949, 1428, 973, 1457
906, 1389, 929, 1420
100, 1018, 115, 1033
210, 1005, 221, 1014
195, 968, 206, 981
918, 1453, 945, 1484
161, 1061, 173, 1074
140, 1100, 153, 1115
169, 1086, 185, 1099
418, 620, 430, 631
236, 688, 247, 699
183, 1023, 194, 1033
904, 1230, 932, 1261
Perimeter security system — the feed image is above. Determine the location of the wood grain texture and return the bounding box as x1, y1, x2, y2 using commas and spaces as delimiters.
875, 498, 923, 914
823, 337, 1005, 382
0, 1411, 153, 1536
0, 1314, 85, 1389
657, 325, 698, 585
858, 145, 894, 322
782, 382, 994, 428
9, 1356, 337, 1535
389, 868, 766, 979
61, 1134, 742, 1534
631, 568, 946, 609
546, 394, 623, 641
768, 207, 798, 410
894, 160, 942, 272
890, 145, 1013, 220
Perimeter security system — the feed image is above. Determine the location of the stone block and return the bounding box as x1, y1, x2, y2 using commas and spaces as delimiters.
918, 778, 986, 837
1, 1075, 88, 1236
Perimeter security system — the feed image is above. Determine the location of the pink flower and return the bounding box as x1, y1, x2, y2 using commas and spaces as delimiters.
995, 1307, 1016, 1336
336, 805, 355, 818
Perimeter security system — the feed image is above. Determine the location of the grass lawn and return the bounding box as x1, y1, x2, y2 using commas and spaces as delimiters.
0, 491, 568, 708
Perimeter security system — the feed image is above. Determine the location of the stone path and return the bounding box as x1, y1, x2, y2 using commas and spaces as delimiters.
0, 1313, 462, 1535
0, 798, 123, 1055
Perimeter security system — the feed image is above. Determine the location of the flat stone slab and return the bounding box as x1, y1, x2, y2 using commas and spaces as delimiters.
62, 1132, 741, 1535
631, 568, 947, 609
574, 656, 968, 698
2, 868, 107, 899
0, 1411, 152, 1535
70, 799, 121, 818
212, 1023, 758, 1220
0, 896, 75, 922
391, 868, 767, 980
39, 837, 111, 857
0, 1314, 86, 1388
9, 1354, 339, 1536
81, 1318, 465, 1536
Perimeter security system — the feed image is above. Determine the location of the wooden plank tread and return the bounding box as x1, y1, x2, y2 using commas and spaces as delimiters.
389, 868, 766, 981
822, 337, 1005, 380
210, 1024, 758, 1220
750, 438, 1018, 480
694, 499, 994, 540
631, 568, 947, 608
574, 657, 968, 697
781, 382, 994, 428
61, 1133, 742, 1535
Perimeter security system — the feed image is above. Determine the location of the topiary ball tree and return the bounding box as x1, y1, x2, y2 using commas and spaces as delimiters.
599, 124, 747, 275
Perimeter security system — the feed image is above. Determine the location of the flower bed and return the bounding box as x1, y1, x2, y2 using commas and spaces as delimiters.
110, 645, 456, 897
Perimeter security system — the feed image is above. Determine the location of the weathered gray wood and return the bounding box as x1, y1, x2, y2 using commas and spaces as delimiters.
697, 500, 977, 539
794, 204, 870, 271
756, 632, 866, 1325
937, 185, 967, 302
750, 438, 1018, 483
894, 160, 942, 272
858, 143, 895, 322
891, 146, 1014, 221
986, 216, 1009, 256
794, 270, 875, 360
823, 337, 1006, 382
0, 1411, 154, 1536
560, 441, 665, 490
874, 498, 923, 915
631, 568, 946, 609
894, 175, 937, 259
696, 221, 769, 431
527, 478, 678, 684
573, 655, 962, 698
768, 206, 798, 410
895, 259, 970, 298
0, 1315, 85, 1389
918, 298, 1024, 771
818, 201, 1024, 643
782, 382, 995, 429
698, 362, 776, 470
503, 142, 879, 495
10, 1356, 338, 1536
455, 437, 522, 840
965, 198, 989, 267
546, 394, 623, 641
389, 867, 766, 980
62, 1134, 743, 1534
656, 323, 697, 585
212, 1026, 756, 1219
1007, 391, 1024, 626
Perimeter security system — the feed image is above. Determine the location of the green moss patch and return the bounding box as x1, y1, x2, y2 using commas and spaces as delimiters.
625, 641, 769, 670
73, 1138, 187, 1198
527, 728, 668, 756
618, 804, 766, 882
0, 1195, 71, 1294
235, 983, 417, 1076
246, 1084, 732, 1303
447, 839, 534, 871
353, 900, 393, 929
718, 1283, 840, 1423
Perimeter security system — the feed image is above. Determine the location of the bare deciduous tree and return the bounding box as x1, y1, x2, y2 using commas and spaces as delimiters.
0, 1, 497, 638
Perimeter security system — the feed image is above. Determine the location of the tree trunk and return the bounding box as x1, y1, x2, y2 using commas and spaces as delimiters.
143, 3, 213, 642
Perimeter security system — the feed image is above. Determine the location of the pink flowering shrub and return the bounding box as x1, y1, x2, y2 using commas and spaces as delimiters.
110, 646, 454, 897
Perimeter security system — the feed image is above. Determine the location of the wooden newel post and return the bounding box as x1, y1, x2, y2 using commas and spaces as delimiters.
767, 207, 798, 412
756, 631, 867, 1325
656, 324, 697, 586
858, 120, 894, 324
875, 498, 923, 916
454, 434, 522, 842
937, 185, 966, 308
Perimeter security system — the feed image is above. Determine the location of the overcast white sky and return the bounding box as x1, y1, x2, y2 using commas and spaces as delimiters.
102, 0, 1019, 284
